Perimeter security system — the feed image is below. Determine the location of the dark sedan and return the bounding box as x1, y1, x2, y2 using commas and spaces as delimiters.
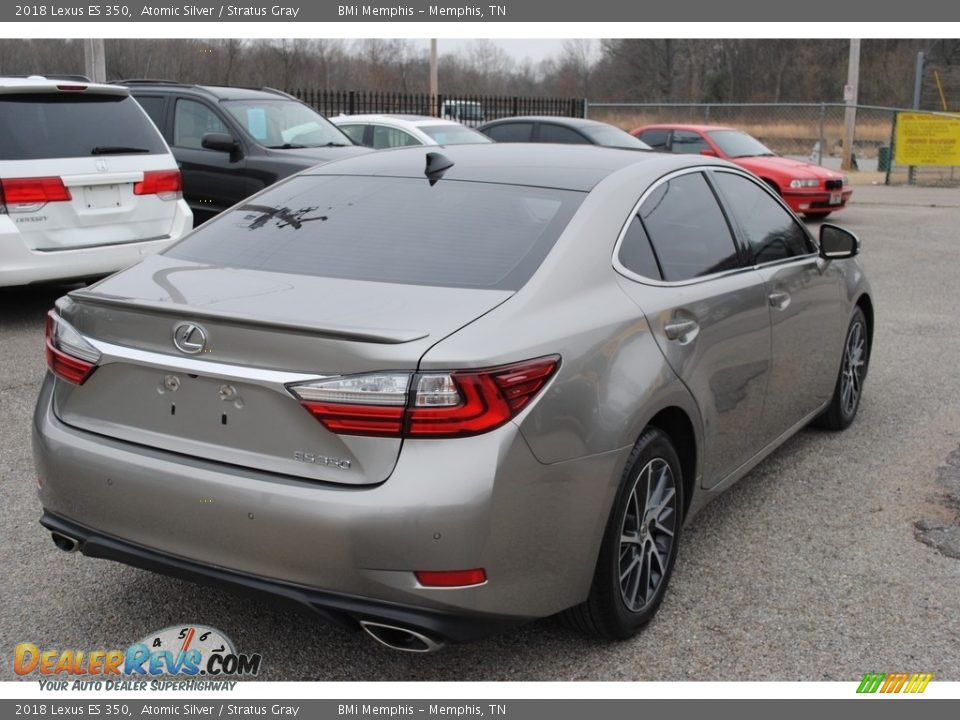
478, 116, 651, 150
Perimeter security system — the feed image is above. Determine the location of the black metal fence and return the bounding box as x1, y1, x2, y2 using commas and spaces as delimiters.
288, 89, 586, 123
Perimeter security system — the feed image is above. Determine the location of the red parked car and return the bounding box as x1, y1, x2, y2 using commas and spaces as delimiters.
632, 124, 852, 219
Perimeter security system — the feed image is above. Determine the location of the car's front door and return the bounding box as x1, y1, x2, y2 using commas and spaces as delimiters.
711, 169, 847, 440
172, 98, 251, 221
669, 130, 711, 155
616, 169, 772, 487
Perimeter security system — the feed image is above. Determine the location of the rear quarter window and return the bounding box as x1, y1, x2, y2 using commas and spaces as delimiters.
0, 93, 168, 160
167, 175, 584, 290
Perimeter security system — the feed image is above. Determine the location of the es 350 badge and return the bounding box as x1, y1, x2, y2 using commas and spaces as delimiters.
14, 624, 262, 679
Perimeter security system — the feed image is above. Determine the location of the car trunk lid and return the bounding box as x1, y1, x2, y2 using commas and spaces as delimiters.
53, 255, 512, 485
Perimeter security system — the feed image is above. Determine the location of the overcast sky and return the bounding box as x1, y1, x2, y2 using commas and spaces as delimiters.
410, 38, 584, 64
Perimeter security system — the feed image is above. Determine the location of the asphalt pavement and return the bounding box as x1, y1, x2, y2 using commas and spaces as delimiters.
1, 185, 958, 681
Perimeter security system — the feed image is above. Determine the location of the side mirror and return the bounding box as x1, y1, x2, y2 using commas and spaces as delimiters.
201, 132, 239, 154
819, 223, 859, 259
700, 148, 718, 157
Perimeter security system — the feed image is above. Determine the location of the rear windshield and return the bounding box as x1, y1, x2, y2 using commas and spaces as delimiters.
0, 93, 167, 160
582, 126, 651, 150
419, 125, 492, 145
167, 175, 584, 290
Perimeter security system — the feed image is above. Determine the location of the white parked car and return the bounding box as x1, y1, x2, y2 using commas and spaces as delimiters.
0, 77, 192, 287
332, 114, 493, 150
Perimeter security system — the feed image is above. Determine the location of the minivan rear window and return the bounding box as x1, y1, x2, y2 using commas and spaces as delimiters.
167, 175, 584, 290
0, 93, 168, 160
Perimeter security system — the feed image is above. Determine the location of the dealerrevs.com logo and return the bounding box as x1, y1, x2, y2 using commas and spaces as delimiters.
15, 625, 261, 688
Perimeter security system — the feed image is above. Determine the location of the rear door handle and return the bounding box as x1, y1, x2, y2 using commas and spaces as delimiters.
768, 291, 791, 310
664, 319, 699, 341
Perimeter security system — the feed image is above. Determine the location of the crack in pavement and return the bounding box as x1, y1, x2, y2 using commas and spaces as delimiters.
915, 445, 960, 559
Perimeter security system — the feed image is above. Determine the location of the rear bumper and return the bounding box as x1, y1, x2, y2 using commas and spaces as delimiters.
0, 200, 191, 287
39, 511, 517, 644
33, 374, 627, 631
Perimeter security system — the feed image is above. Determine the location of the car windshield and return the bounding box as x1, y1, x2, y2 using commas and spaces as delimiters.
418, 125, 492, 145
708, 130, 776, 158
167, 175, 585, 291
582, 126, 651, 150
222, 99, 353, 149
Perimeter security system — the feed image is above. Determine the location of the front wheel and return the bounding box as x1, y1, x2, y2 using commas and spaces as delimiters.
815, 307, 869, 430
561, 428, 683, 639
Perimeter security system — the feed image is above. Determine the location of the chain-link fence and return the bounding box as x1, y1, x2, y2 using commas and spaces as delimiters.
586, 102, 960, 187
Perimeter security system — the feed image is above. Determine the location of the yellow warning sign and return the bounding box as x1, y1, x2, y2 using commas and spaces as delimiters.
895, 112, 960, 165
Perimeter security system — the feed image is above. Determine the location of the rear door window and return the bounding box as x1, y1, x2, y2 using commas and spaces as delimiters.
167, 175, 585, 291
371, 125, 421, 149
0, 93, 167, 159
638, 129, 669, 149
639, 172, 740, 281
617, 215, 662, 280
538, 123, 588, 144
132, 94, 167, 131
484, 122, 534, 142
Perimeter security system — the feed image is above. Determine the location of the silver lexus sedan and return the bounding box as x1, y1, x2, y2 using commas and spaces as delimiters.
33, 144, 872, 652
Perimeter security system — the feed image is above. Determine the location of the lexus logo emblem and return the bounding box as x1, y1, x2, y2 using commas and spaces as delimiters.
95, 159, 108, 172
173, 322, 207, 355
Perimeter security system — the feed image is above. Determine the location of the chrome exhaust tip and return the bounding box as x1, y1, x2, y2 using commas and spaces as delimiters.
359, 620, 445, 653
51, 532, 80, 553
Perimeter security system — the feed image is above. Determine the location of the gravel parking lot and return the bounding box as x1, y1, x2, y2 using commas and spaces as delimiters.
1, 185, 958, 682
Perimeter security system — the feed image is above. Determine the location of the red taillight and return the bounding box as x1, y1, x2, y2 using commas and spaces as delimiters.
45, 311, 99, 385
134, 170, 182, 199
56, 84, 88, 92
415, 569, 487, 587
0, 177, 71, 207
293, 356, 560, 439
299, 402, 405, 437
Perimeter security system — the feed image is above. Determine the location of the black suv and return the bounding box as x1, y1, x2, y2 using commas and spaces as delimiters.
120, 82, 371, 224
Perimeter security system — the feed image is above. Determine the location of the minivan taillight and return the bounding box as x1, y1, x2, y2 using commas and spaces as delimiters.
0, 177, 71, 213
289, 356, 560, 439
45, 311, 100, 385
134, 170, 182, 200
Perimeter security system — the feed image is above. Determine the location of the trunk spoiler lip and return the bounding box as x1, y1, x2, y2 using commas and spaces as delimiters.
67, 289, 430, 345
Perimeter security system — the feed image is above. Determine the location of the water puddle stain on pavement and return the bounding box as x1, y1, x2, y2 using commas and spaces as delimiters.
915, 446, 960, 559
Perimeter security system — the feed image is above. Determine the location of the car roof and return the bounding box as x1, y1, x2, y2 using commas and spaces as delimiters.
117, 81, 296, 102
0, 76, 128, 96
480, 116, 610, 129
636, 123, 737, 133
302, 142, 713, 192
334, 114, 463, 128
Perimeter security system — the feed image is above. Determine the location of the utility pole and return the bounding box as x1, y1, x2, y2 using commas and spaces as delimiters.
83, 39, 106, 83
429, 39, 438, 116
908, 51, 925, 186
841, 38, 860, 172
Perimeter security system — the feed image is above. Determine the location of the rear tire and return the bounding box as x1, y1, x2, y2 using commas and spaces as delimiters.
815, 307, 869, 430
561, 428, 683, 639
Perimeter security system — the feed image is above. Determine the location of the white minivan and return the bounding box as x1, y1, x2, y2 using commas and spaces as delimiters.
0, 77, 192, 287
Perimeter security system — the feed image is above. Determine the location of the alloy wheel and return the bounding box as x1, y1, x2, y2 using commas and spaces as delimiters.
618, 458, 678, 613
840, 320, 866, 417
